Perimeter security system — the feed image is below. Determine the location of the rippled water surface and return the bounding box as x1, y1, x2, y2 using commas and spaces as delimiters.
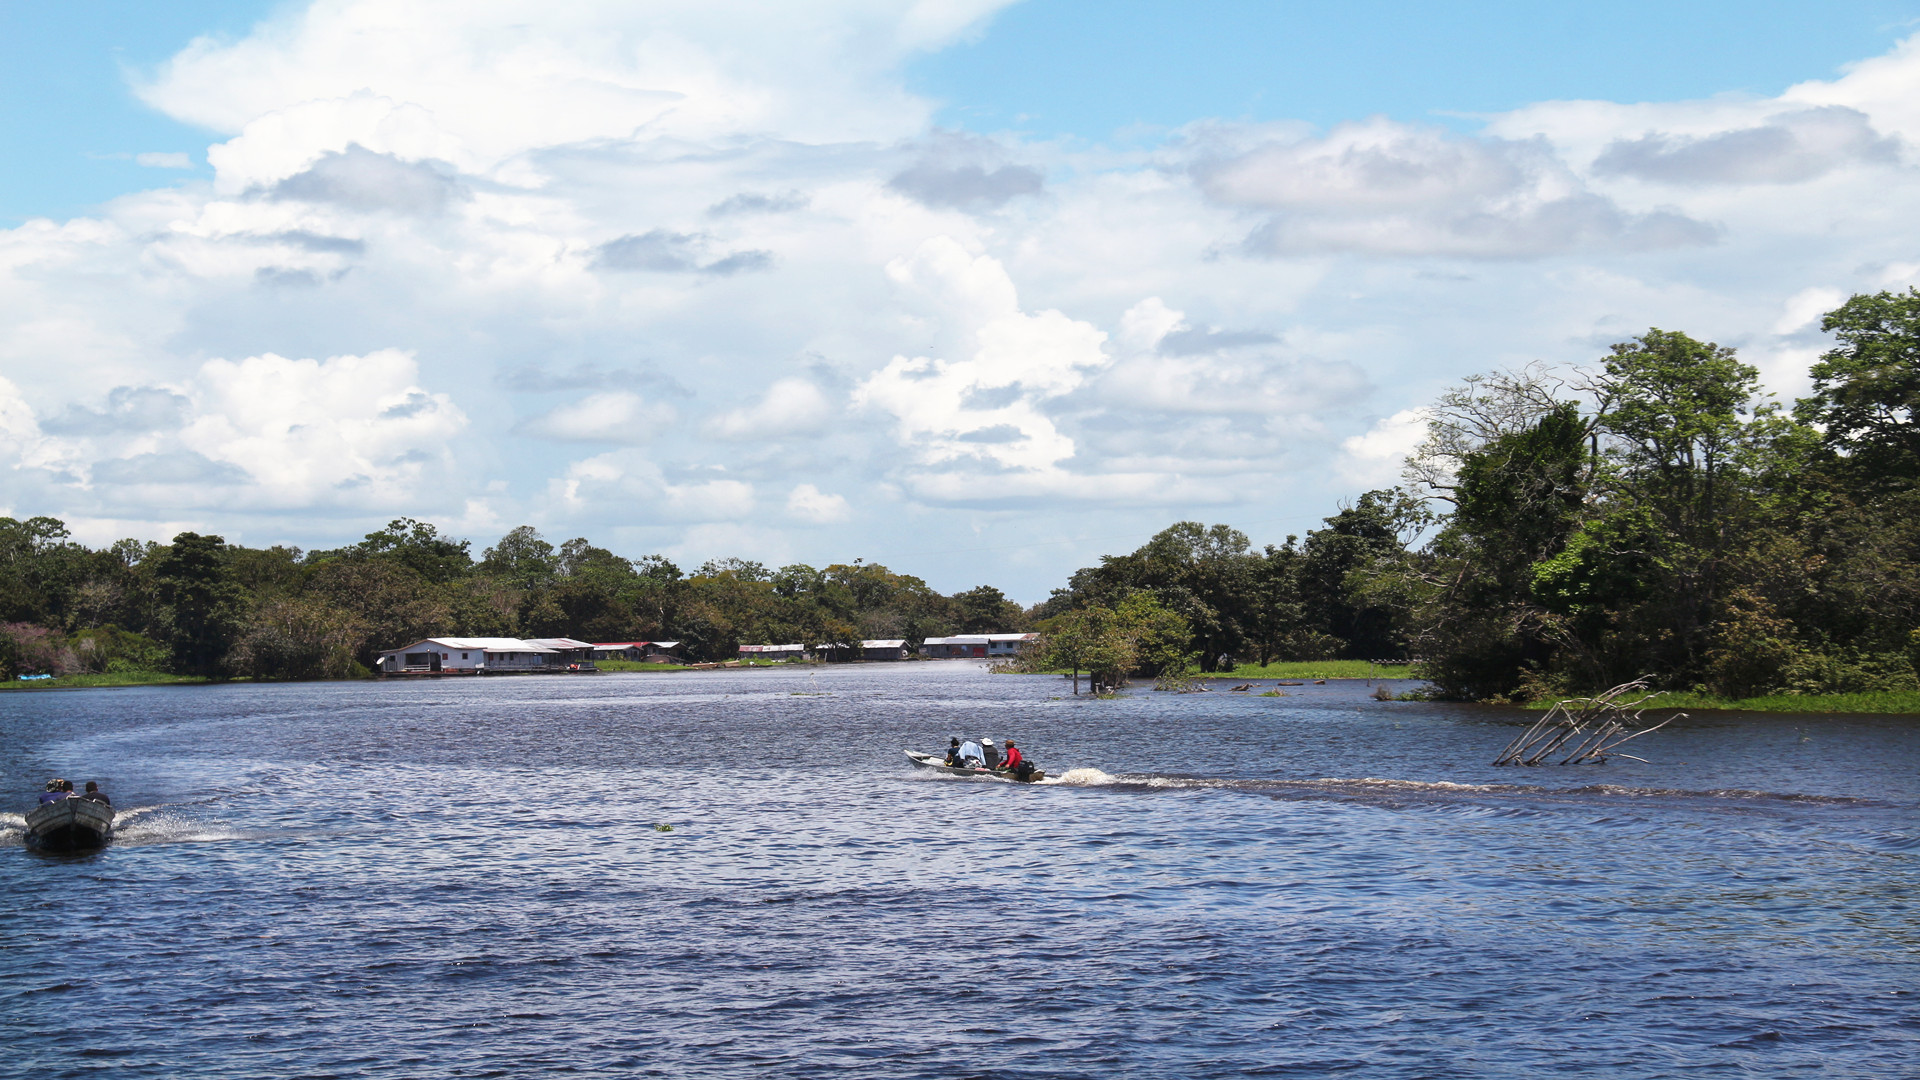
3, 664, 1916, 1078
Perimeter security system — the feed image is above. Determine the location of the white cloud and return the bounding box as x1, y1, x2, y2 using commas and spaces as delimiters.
1772, 287, 1848, 336
1337, 409, 1428, 489
176, 349, 466, 506
136, 152, 194, 169
1193, 118, 1717, 257
707, 378, 835, 440
549, 450, 754, 522
520, 392, 676, 443
786, 483, 850, 523
10, 3, 1920, 596
854, 236, 1109, 500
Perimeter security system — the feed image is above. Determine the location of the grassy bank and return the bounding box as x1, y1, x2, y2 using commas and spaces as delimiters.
596, 659, 697, 673
2, 669, 212, 691
1533, 689, 1920, 714
1202, 660, 1421, 681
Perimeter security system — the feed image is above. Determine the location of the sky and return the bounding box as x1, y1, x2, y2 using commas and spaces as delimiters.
3, 0, 1920, 602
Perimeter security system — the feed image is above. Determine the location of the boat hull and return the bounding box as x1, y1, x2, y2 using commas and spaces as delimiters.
25, 798, 115, 852
904, 750, 1045, 783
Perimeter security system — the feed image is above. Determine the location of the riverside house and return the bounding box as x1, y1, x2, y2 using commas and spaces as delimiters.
375, 637, 564, 675
918, 634, 1038, 658
593, 641, 685, 664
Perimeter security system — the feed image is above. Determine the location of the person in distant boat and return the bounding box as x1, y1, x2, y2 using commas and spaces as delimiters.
38, 779, 70, 805
943, 738, 963, 767
981, 739, 1002, 769
1000, 740, 1025, 772
81, 781, 110, 806
956, 739, 984, 767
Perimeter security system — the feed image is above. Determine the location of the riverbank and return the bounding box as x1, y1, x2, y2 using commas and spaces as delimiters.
1201, 660, 1417, 681
1, 669, 212, 691
1547, 689, 1920, 714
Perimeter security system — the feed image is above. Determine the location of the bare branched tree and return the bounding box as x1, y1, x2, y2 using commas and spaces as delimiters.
1403, 362, 1578, 501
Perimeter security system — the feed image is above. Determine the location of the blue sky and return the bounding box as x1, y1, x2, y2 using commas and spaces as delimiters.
4, 0, 1920, 599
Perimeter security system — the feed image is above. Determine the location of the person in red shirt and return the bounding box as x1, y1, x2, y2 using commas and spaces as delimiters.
1000, 741, 1025, 771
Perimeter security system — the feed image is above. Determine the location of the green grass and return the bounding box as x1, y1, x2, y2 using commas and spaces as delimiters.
596, 659, 699, 672
1, 669, 212, 691
1201, 660, 1420, 681
1536, 689, 1920, 714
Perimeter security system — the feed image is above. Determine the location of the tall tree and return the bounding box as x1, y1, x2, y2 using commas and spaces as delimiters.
1796, 287, 1920, 488
149, 532, 245, 676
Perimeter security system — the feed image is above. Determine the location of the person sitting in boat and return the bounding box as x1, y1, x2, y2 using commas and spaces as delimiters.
956, 739, 984, 767
38, 779, 70, 805
981, 739, 1002, 769
81, 781, 110, 806
942, 738, 964, 767
1004, 741, 1037, 781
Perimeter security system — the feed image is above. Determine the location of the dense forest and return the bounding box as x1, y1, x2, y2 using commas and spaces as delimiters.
5, 289, 1917, 700
0, 518, 1028, 680
1037, 289, 1920, 700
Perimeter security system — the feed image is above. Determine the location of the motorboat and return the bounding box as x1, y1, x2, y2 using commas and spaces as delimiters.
25, 798, 114, 852
904, 750, 1045, 783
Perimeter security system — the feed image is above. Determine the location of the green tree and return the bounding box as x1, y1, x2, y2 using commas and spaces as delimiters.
149, 532, 246, 675
1796, 287, 1920, 487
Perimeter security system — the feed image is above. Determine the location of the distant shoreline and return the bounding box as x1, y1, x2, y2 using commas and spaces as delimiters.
8, 663, 1916, 714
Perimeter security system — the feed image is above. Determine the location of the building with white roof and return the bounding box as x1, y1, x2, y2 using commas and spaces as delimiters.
919, 634, 1038, 659
375, 637, 560, 674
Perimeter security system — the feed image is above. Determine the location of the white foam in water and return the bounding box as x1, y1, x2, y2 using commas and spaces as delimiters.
1043, 767, 1118, 786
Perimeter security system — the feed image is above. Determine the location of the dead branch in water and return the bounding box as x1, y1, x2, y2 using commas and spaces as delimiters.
1493, 677, 1682, 766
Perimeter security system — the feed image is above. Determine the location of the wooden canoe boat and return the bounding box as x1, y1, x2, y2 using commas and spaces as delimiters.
25, 798, 114, 852
904, 750, 1045, 783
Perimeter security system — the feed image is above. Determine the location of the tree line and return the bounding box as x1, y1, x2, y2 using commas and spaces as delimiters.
7, 288, 1916, 699
1031, 288, 1920, 700
0, 518, 1029, 680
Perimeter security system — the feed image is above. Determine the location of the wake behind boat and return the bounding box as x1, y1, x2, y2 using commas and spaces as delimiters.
905, 750, 1046, 783
26, 797, 114, 852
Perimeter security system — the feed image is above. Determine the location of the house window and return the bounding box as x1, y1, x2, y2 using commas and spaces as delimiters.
462, 652, 469, 659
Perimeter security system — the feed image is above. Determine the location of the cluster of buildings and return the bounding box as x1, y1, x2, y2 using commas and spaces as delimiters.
375, 632, 1038, 676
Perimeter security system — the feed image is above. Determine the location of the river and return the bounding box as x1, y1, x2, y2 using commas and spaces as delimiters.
2, 663, 1915, 1077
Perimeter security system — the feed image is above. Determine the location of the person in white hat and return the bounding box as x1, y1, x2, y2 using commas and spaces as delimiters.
980, 739, 1001, 769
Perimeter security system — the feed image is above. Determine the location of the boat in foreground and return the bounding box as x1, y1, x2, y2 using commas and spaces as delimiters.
904, 750, 1045, 783
25, 798, 115, 852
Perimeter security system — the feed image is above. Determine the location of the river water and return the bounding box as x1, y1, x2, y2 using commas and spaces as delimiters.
2, 664, 1915, 1078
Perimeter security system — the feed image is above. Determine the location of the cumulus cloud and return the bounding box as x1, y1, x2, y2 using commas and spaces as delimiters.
888, 132, 1043, 210
707, 191, 810, 217
518, 392, 677, 443
268, 144, 466, 213
1337, 408, 1428, 488
41, 386, 191, 436
591, 230, 773, 275
138, 0, 1020, 190
14, 2, 1920, 592
1099, 298, 1368, 416
550, 451, 754, 522
786, 483, 851, 523
1592, 107, 1901, 185
173, 350, 467, 505
1196, 118, 1718, 257
705, 378, 836, 440
855, 237, 1109, 502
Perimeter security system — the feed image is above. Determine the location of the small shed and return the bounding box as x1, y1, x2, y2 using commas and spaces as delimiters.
593, 641, 686, 663
860, 639, 910, 661
739, 643, 806, 661
523, 637, 598, 670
